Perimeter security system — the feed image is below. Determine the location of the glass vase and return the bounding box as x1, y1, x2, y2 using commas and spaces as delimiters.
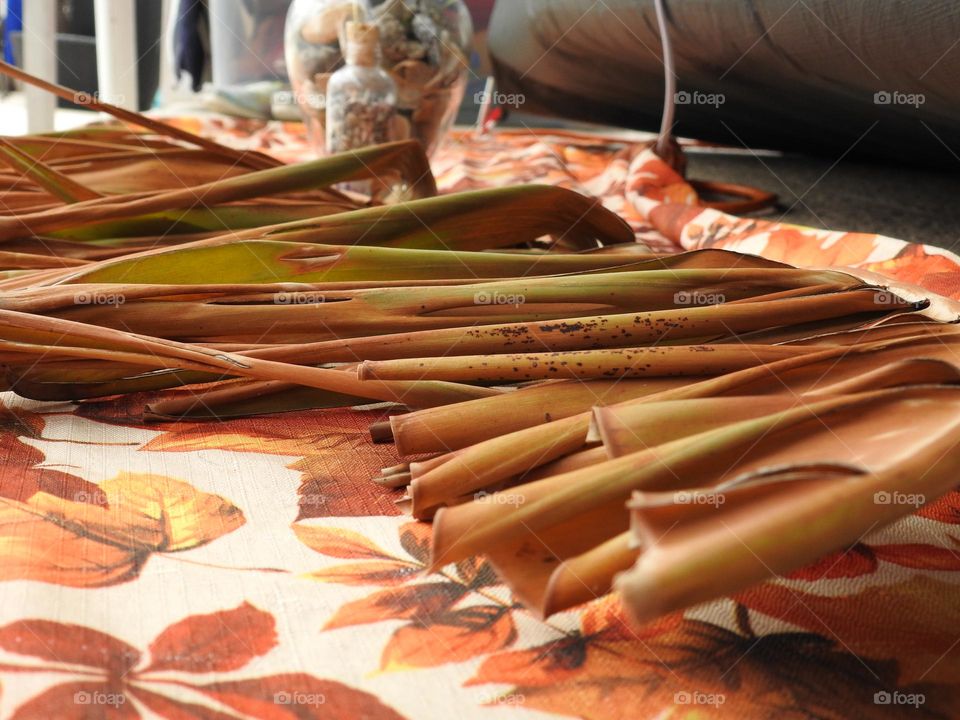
285, 0, 472, 156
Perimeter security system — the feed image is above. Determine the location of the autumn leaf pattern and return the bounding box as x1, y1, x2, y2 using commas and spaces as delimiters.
0, 603, 407, 719
294, 519, 960, 718
918, 490, 960, 524
736, 576, 960, 687
786, 541, 960, 580
465, 590, 960, 719
137, 407, 406, 519
297, 522, 520, 671
667, 206, 960, 301
0, 472, 244, 587
0, 400, 102, 504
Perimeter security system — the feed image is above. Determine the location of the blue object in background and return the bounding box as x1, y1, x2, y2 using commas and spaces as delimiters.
4, 0, 23, 64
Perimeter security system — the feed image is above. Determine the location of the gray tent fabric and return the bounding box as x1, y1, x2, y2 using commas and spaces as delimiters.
488, 0, 960, 166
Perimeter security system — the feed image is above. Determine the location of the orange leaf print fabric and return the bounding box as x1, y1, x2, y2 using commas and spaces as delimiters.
140, 408, 406, 518
0, 603, 406, 720
301, 522, 521, 671
0, 472, 244, 587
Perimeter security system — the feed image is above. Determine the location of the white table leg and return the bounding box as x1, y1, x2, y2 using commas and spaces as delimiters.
93, 0, 140, 111
23, 0, 57, 132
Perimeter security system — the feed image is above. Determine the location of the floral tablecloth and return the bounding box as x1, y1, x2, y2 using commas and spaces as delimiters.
1, 120, 959, 719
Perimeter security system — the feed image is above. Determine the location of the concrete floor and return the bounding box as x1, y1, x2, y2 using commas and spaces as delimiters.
686, 149, 960, 252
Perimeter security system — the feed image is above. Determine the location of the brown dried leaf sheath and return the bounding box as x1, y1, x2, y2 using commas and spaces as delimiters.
0, 62, 958, 627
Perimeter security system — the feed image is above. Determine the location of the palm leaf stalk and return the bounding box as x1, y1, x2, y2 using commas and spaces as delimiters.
0, 64, 959, 631
0, 235, 884, 402
0, 140, 434, 241
0, 137, 103, 203
358, 343, 821, 383
12, 268, 855, 344
47, 240, 665, 285
5, 276, 900, 399
48, 281, 902, 412
399, 324, 960, 518
426, 385, 960, 617
0, 59, 279, 171
372, 293, 925, 454
616, 385, 960, 625
0, 308, 498, 407
410, 335, 960, 609
381, 377, 694, 457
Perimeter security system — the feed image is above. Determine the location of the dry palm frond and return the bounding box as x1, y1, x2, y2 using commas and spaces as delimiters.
0, 60, 278, 171
0, 137, 103, 203
0, 62, 958, 630
616, 385, 960, 625
426, 385, 960, 616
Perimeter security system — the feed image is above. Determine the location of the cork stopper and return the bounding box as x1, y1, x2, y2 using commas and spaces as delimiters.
344, 21, 380, 67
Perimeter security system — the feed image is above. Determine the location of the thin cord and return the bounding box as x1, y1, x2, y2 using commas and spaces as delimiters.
653, 0, 676, 159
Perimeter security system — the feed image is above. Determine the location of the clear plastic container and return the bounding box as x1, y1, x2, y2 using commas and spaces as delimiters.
210, 0, 294, 87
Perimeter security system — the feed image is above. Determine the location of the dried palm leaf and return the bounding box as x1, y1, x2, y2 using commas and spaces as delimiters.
0, 60, 278, 171
617, 385, 960, 625
0, 62, 957, 633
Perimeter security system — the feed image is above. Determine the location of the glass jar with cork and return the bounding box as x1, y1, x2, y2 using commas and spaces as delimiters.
285, 0, 472, 156
325, 20, 400, 153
